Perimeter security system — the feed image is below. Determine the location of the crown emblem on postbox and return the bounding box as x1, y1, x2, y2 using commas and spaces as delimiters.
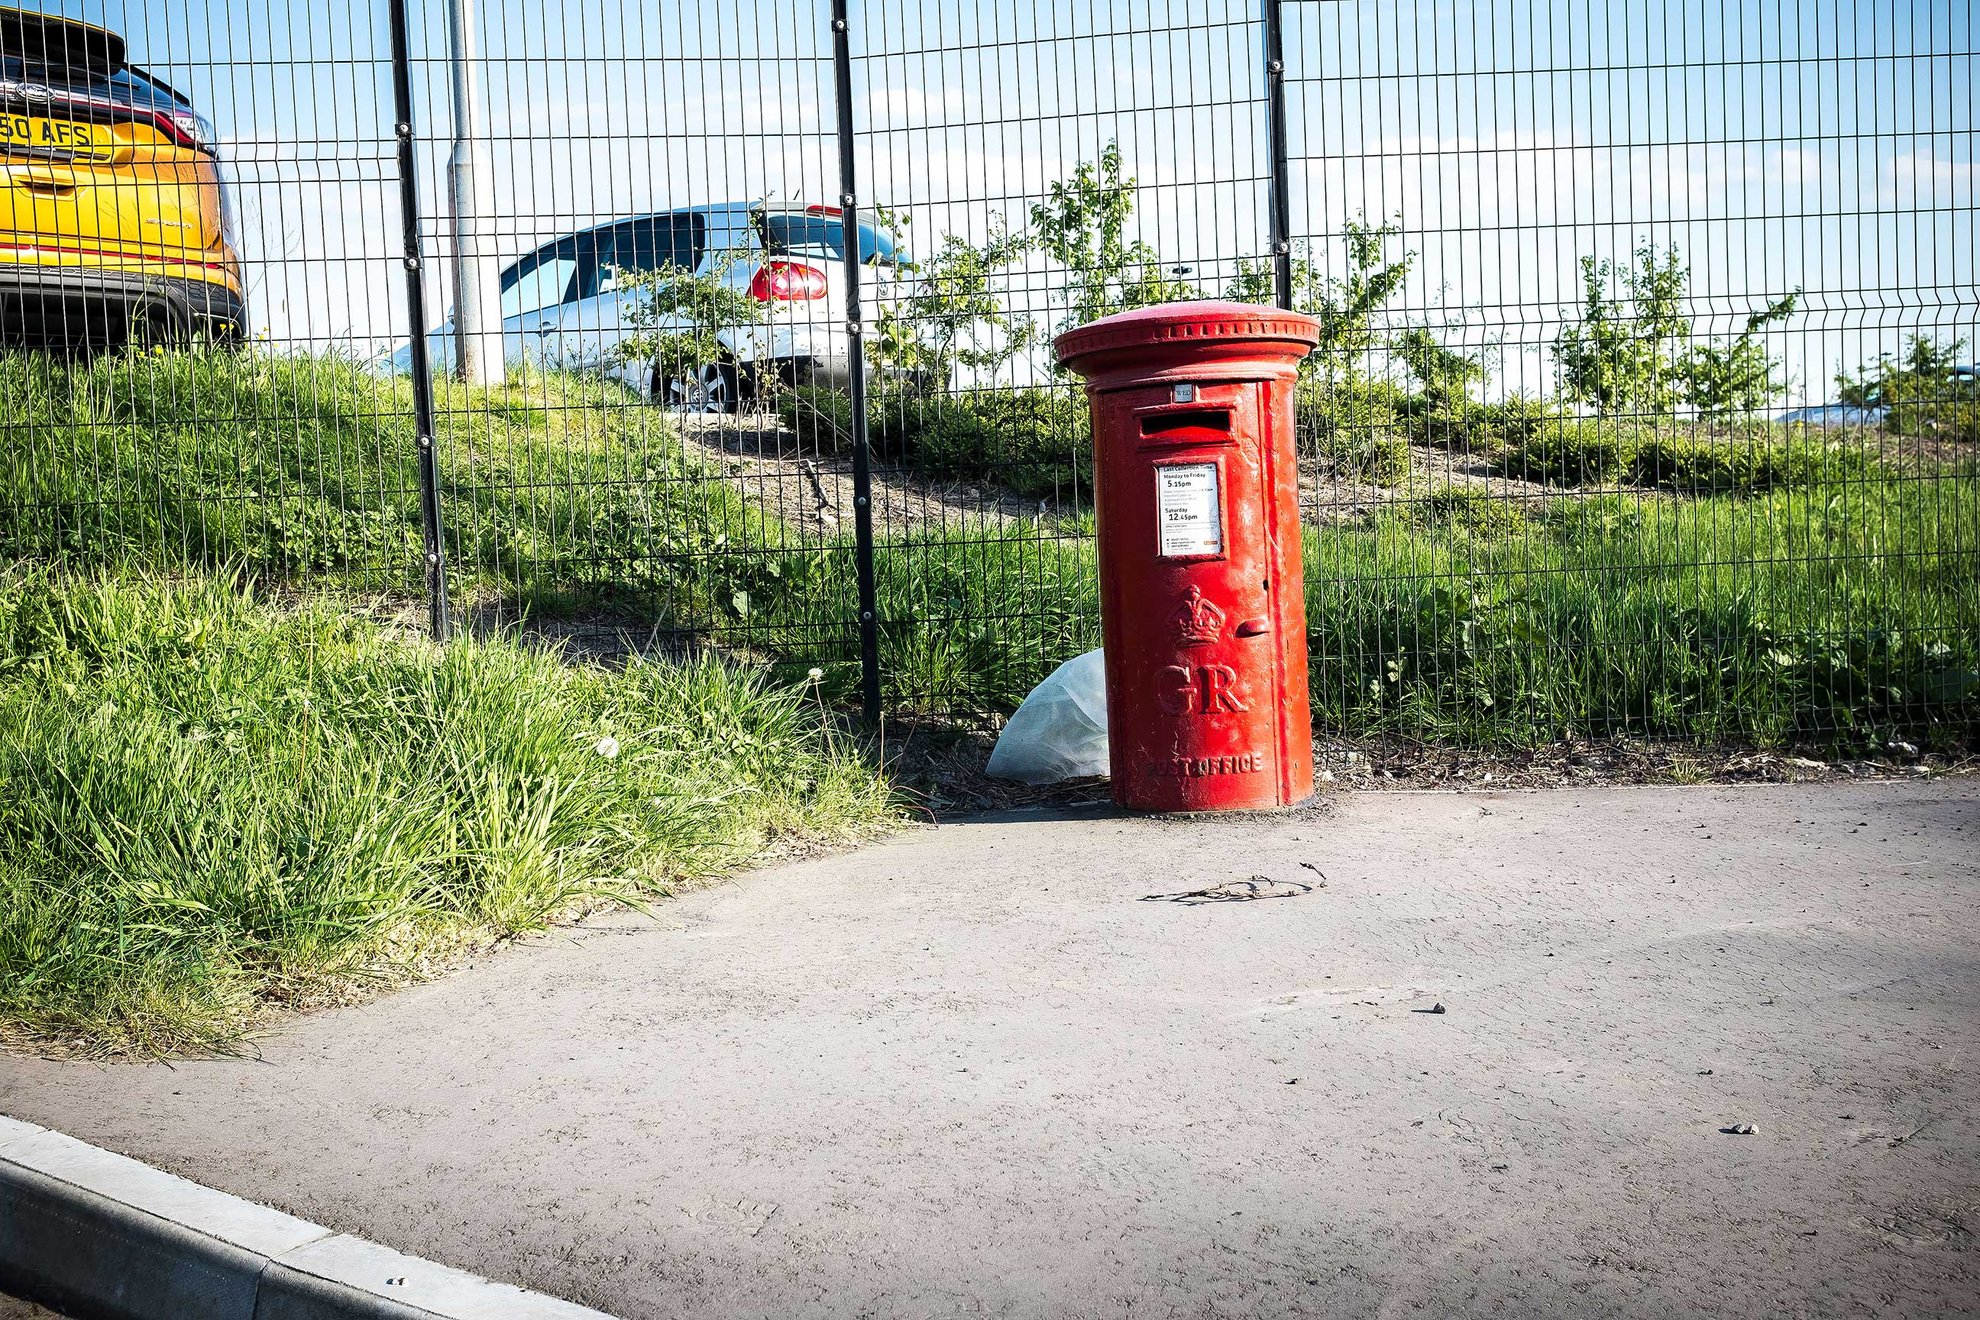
1172, 585, 1226, 647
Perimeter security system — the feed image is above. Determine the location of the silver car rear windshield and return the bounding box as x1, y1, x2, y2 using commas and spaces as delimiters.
761, 212, 901, 266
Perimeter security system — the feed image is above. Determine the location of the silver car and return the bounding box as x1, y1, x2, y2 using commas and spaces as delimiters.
395, 201, 907, 411
1777, 365, 1976, 427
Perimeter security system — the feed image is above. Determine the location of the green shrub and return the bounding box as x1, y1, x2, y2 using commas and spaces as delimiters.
1402, 399, 1556, 457
1468, 396, 1558, 448
1302, 376, 1406, 453
1351, 436, 1411, 487
1301, 378, 1412, 491
1496, 418, 1643, 485
1493, 413, 1891, 494
945, 388, 1089, 495
867, 387, 1090, 499
1403, 404, 1489, 453
1626, 431, 1888, 494
881, 393, 997, 472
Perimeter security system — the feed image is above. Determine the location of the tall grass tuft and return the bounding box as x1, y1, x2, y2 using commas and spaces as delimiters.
0, 567, 892, 1055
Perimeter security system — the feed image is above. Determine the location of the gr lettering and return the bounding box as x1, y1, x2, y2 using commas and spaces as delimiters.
1157, 663, 1249, 716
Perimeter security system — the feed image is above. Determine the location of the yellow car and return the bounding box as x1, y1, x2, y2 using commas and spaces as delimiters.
0, 7, 243, 348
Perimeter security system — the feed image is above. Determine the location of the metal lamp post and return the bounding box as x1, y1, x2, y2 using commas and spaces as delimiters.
446, 0, 502, 385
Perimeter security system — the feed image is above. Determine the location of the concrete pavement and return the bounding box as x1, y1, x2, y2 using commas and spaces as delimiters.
4, 781, 1976, 1318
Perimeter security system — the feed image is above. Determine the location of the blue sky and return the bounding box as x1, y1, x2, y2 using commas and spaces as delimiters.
21, 0, 1975, 398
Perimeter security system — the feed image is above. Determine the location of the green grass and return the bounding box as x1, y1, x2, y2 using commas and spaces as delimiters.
0, 567, 892, 1054
6, 348, 1976, 747
799, 474, 1978, 746
0, 348, 784, 628
1306, 479, 1980, 747
17, 351, 1970, 1055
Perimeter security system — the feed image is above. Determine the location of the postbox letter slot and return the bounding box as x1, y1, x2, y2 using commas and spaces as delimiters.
1139, 407, 1232, 439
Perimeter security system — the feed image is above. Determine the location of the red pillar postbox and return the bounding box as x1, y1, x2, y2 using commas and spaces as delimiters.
1055, 301, 1320, 813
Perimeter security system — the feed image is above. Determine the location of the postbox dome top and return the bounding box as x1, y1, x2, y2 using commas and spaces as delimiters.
1053, 299, 1320, 376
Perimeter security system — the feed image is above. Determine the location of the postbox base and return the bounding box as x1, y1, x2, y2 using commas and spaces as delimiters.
1111, 784, 1316, 814
1109, 757, 1315, 814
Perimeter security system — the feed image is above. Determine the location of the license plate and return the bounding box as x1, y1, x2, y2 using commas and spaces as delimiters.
0, 114, 117, 161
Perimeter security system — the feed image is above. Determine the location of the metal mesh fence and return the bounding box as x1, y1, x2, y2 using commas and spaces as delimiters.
3, 1, 1974, 753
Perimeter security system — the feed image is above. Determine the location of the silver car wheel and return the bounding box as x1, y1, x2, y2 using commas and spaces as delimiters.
664, 363, 735, 414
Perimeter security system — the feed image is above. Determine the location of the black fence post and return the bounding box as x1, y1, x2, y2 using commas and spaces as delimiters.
1263, 0, 1294, 310
830, 0, 884, 729
388, 0, 451, 642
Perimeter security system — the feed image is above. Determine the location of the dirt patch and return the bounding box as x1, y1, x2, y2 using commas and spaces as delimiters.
880, 719, 1974, 821
676, 413, 1060, 535
1300, 442, 1557, 523
1311, 735, 1973, 791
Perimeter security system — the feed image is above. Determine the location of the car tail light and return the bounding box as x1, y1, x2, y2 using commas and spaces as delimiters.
160, 108, 218, 153
28, 90, 219, 154
750, 260, 828, 301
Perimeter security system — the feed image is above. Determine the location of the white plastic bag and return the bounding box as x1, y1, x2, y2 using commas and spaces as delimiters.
986, 649, 1109, 784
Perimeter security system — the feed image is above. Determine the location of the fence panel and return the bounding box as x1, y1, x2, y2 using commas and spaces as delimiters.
1284, 0, 1977, 753
392, 1, 867, 677
846, 0, 1273, 717
2, 1, 1972, 756
2, 3, 428, 598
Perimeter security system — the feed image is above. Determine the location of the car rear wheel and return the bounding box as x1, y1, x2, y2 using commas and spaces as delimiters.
662, 362, 740, 414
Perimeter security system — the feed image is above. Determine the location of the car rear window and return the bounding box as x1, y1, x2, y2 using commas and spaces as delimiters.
590, 213, 708, 295
761, 213, 900, 266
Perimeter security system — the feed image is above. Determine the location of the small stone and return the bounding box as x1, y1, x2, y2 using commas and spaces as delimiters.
1430, 1002, 1446, 1014
1698, 1068, 1714, 1075
1317, 769, 1336, 782
1722, 1122, 1757, 1135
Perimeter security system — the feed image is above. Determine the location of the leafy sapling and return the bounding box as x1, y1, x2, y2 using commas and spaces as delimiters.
1030, 141, 1192, 333
612, 250, 768, 409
